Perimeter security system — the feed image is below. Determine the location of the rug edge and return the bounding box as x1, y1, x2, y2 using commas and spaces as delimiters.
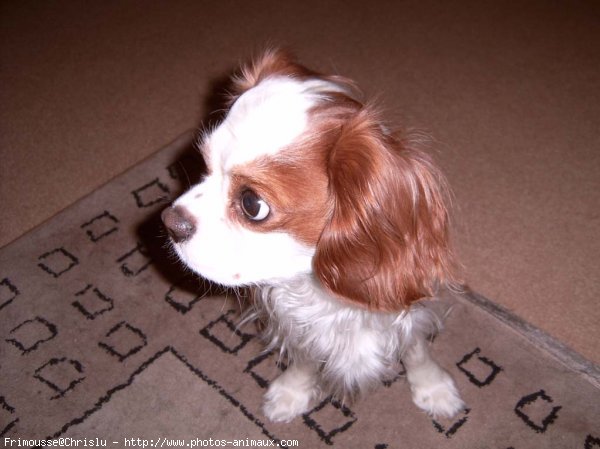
0, 130, 197, 251
458, 290, 600, 389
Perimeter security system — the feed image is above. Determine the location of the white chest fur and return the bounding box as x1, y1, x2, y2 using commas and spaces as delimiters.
249, 275, 442, 396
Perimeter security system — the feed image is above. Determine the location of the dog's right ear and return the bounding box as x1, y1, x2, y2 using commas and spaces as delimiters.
227, 48, 316, 104
313, 108, 460, 312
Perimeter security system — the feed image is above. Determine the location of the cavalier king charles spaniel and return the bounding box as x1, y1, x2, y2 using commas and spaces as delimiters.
162, 49, 465, 422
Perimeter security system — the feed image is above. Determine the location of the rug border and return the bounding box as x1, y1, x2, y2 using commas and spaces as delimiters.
458, 291, 600, 389
38, 346, 287, 448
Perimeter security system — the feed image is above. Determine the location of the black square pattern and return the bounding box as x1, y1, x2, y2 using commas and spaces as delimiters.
81, 211, 119, 242
6, 316, 58, 354
514, 390, 562, 434
164, 281, 205, 314
116, 243, 152, 277
199, 311, 254, 355
34, 358, 85, 400
0, 396, 18, 437
98, 321, 148, 362
244, 351, 286, 389
432, 408, 471, 438
132, 178, 170, 208
0, 278, 19, 311
72, 284, 114, 319
457, 347, 503, 387
38, 248, 79, 278
303, 397, 357, 445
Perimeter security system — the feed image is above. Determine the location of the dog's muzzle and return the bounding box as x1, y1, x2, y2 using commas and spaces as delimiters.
161, 206, 196, 243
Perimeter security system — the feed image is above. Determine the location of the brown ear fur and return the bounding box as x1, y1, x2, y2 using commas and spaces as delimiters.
313, 109, 459, 311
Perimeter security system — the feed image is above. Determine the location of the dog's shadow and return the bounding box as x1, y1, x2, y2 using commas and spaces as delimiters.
134, 67, 248, 303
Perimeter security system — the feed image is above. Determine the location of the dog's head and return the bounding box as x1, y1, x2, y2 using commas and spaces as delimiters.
162, 49, 459, 311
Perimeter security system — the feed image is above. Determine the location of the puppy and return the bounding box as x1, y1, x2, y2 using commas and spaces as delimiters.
162, 49, 465, 422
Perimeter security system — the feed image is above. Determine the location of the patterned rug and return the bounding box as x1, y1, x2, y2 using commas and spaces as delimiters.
1, 132, 598, 449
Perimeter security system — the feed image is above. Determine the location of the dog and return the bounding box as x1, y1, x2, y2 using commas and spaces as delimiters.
161, 49, 465, 422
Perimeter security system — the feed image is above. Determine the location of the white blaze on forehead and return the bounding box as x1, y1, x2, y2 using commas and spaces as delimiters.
205, 77, 334, 171
169, 76, 352, 286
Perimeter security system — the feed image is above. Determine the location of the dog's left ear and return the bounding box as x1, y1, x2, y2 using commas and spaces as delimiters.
313, 109, 459, 311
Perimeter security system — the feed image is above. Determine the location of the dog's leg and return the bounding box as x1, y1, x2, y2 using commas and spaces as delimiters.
263, 362, 318, 422
403, 337, 465, 419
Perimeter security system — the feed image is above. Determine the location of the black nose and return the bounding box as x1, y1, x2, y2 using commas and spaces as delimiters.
161, 206, 196, 242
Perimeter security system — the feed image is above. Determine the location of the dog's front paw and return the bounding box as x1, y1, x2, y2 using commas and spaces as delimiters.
410, 372, 465, 419
263, 375, 315, 422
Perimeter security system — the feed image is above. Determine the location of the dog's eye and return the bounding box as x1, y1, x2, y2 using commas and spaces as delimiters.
240, 190, 270, 221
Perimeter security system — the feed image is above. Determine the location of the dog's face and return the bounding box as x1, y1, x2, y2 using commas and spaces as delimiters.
164, 75, 331, 286
163, 49, 458, 311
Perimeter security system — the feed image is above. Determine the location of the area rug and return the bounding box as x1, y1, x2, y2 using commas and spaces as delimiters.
1, 132, 598, 449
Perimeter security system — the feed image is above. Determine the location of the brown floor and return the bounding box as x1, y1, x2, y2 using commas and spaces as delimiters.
1, 0, 599, 364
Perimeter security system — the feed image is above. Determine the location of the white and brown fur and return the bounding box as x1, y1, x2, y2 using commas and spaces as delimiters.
162, 49, 465, 422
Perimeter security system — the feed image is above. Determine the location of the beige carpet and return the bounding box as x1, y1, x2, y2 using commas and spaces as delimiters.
1, 1, 598, 367
1, 133, 598, 448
